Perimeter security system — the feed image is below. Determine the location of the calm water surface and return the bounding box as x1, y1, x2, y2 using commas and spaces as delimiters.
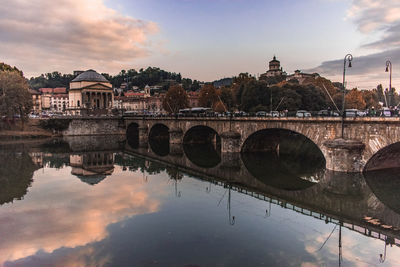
1, 137, 400, 266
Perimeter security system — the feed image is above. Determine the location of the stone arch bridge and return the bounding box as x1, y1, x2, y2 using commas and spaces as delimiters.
123, 116, 400, 173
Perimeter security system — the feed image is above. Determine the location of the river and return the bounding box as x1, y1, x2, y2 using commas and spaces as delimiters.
0, 136, 399, 266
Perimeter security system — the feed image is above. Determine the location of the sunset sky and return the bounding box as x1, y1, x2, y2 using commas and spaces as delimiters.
1, 0, 400, 89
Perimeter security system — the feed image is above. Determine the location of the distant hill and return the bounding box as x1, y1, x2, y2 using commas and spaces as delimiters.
213, 77, 233, 88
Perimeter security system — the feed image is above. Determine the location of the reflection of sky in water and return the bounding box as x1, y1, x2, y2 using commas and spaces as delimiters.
1, 157, 400, 266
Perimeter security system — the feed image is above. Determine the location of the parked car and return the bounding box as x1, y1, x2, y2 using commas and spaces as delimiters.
357, 110, 367, 117
271, 111, 280, 117
296, 110, 311, 118
344, 109, 358, 117
381, 108, 392, 117
256, 111, 268, 117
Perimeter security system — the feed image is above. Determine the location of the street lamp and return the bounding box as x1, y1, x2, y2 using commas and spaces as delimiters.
386, 60, 392, 107
342, 53, 353, 138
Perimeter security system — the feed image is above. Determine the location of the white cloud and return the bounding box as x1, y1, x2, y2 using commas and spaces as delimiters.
309, 0, 400, 89
0, 0, 160, 77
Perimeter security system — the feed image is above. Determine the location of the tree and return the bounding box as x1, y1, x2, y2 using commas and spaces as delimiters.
218, 87, 234, 111
162, 85, 188, 113
362, 90, 379, 109
345, 88, 366, 110
213, 101, 226, 113
199, 84, 218, 108
0, 71, 33, 129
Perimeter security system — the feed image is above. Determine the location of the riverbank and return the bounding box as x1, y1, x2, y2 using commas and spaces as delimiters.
0, 119, 56, 143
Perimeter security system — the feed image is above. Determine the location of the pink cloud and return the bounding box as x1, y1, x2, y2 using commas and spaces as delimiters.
0, 0, 160, 77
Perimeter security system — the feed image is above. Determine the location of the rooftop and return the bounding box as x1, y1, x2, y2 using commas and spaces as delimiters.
71, 69, 109, 83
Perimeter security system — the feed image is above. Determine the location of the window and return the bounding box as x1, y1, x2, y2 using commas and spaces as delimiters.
77, 100, 80, 107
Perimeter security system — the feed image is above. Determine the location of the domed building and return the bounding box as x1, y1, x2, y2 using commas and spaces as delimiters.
260, 56, 287, 78
68, 69, 113, 115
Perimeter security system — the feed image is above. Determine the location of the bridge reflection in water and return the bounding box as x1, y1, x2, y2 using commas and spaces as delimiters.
2, 136, 400, 264
123, 136, 400, 253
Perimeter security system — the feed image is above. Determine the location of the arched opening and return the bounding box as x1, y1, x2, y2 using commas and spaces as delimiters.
183, 126, 221, 168
241, 128, 325, 191
364, 142, 400, 172
126, 123, 139, 149
148, 124, 170, 157
364, 142, 400, 214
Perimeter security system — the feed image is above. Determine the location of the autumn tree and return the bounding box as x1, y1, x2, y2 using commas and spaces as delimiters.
345, 88, 366, 110
162, 85, 188, 113
0, 71, 33, 129
217, 87, 234, 111
362, 90, 379, 109
199, 84, 219, 108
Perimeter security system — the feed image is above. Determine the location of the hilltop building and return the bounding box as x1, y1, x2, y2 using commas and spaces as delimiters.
286, 70, 320, 84
68, 69, 113, 115
260, 56, 287, 79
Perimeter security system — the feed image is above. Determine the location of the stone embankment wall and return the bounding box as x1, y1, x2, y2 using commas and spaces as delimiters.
62, 118, 125, 136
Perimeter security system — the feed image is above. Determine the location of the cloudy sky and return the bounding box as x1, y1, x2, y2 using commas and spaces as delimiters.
1, 0, 399, 89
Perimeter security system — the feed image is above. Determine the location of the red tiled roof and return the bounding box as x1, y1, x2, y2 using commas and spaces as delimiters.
53, 87, 67, 93
125, 92, 145, 97
39, 87, 67, 94
39, 88, 53, 93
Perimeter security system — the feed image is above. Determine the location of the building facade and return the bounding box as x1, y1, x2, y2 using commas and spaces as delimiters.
29, 89, 42, 114
68, 70, 113, 115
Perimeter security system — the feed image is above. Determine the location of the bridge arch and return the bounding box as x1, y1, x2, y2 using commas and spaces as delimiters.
364, 142, 400, 171
183, 125, 221, 168
126, 122, 140, 149
148, 123, 170, 157
240, 128, 326, 190
183, 125, 221, 146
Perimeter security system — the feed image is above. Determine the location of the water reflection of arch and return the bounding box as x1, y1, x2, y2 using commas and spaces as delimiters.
148, 123, 170, 157
124, 146, 400, 238
240, 128, 326, 191
126, 122, 140, 149
183, 125, 221, 168
70, 152, 115, 185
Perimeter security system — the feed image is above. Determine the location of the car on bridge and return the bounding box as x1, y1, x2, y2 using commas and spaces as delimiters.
296, 110, 311, 118
317, 110, 340, 117
256, 111, 268, 117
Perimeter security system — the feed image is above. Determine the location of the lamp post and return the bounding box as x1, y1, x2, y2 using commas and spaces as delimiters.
386, 60, 392, 107
341, 54, 353, 138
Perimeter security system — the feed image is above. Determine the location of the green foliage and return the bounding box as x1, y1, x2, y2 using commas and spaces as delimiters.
29, 71, 74, 90
0, 71, 33, 128
0, 62, 23, 76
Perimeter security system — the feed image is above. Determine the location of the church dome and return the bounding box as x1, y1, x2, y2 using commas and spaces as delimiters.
71, 69, 109, 83
269, 56, 280, 64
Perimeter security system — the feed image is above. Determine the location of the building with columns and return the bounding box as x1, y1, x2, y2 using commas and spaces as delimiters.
68, 69, 113, 115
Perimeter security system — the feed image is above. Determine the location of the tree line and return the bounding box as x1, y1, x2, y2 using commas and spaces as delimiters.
163, 72, 399, 113
28, 67, 202, 92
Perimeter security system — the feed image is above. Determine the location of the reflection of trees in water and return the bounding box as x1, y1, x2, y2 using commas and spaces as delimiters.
364, 168, 400, 215
183, 143, 221, 168
0, 151, 38, 205
43, 155, 70, 169
115, 153, 166, 175
241, 131, 325, 191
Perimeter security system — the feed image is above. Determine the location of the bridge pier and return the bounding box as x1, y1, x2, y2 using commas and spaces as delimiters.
169, 128, 183, 145
138, 126, 149, 148
220, 131, 241, 153
323, 139, 365, 173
